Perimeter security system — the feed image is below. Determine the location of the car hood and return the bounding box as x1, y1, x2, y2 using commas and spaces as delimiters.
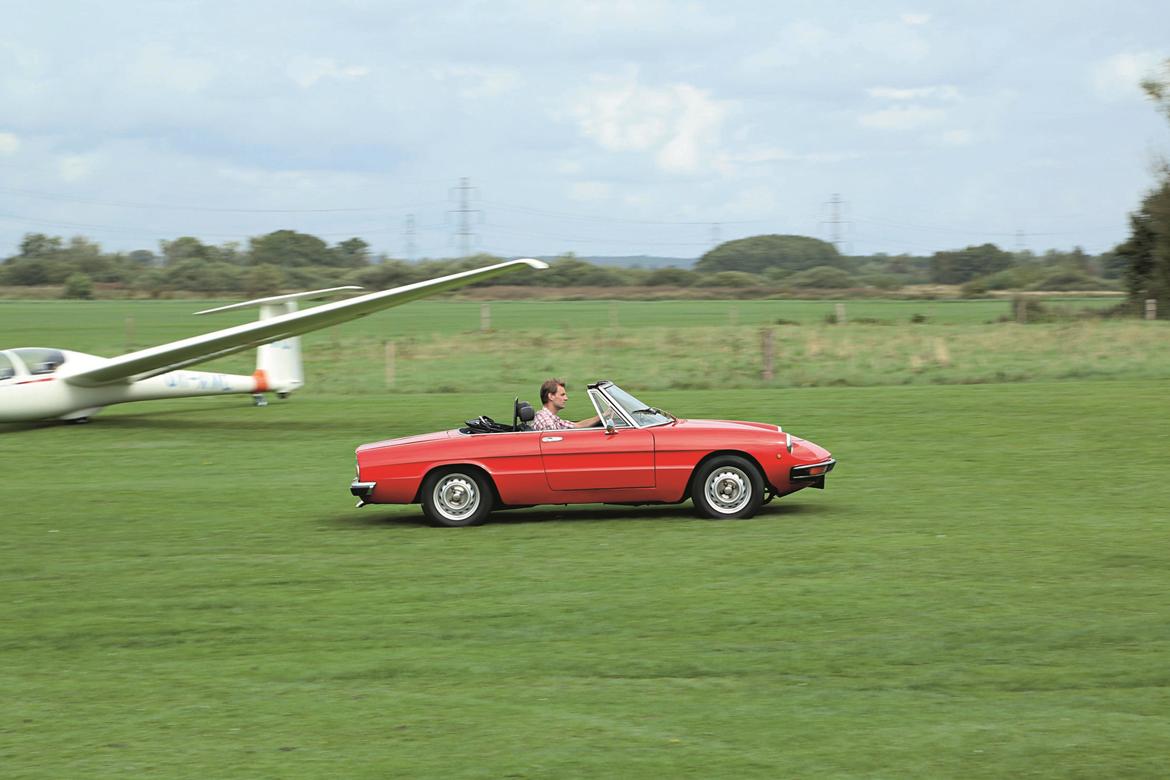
671, 418, 783, 434
357, 429, 454, 452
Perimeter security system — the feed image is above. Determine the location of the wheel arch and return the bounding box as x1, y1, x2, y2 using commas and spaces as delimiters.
413, 462, 501, 505
683, 449, 768, 500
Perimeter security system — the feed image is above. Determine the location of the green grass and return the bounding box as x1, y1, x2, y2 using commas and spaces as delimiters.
3, 380, 1169, 778
2, 298, 1163, 395
2, 298, 1167, 776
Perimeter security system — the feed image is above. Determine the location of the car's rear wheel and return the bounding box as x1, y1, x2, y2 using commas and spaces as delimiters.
691, 455, 764, 519
422, 468, 494, 527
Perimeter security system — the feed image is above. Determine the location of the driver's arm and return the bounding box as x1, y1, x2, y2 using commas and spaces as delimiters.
572, 415, 601, 428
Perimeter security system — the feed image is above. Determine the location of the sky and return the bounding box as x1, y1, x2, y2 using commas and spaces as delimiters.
1, 0, 1168, 261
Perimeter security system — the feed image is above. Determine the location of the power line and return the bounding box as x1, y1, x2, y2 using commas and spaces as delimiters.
0, 185, 446, 214
485, 200, 771, 226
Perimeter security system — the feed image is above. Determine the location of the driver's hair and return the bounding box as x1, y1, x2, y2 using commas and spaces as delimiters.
539, 377, 565, 405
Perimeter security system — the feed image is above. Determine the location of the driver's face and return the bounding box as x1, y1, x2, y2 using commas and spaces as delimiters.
550, 385, 567, 410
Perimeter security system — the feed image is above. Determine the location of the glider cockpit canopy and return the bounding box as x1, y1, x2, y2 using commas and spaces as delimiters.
0, 348, 68, 380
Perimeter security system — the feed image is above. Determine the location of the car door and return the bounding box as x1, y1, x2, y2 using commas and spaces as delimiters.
539, 427, 656, 490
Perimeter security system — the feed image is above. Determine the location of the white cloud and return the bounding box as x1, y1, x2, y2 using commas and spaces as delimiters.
288, 57, 371, 89
429, 65, 518, 99
1091, 51, 1165, 101
867, 85, 959, 101
0, 132, 20, 155
569, 181, 611, 200
127, 43, 216, 94
715, 147, 860, 172
742, 17, 930, 74
900, 13, 931, 26
939, 129, 974, 146
859, 105, 945, 130
571, 73, 730, 173
58, 154, 100, 182
546, 1, 733, 36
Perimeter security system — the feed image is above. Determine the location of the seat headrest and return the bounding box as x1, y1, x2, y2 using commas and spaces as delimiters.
518, 402, 535, 423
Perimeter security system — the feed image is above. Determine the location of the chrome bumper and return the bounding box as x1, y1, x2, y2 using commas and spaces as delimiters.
350, 479, 377, 507
789, 458, 836, 489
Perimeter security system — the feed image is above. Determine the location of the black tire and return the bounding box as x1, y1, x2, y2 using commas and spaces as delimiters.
691, 455, 764, 520
421, 468, 494, 527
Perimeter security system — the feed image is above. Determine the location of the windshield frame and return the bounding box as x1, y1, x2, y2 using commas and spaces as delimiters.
587, 386, 635, 429
591, 381, 673, 429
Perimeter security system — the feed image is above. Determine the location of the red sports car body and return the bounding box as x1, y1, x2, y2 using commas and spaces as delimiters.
350, 381, 835, 526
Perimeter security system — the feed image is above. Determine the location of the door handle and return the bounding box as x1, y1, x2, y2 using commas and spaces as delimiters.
541, 436, 563, 442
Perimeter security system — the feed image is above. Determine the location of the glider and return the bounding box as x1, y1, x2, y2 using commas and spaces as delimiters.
0, 258, 547, 423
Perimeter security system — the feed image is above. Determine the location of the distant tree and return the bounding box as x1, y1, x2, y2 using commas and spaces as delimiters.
160, 236, 213, 266
249, 230, 333, 267
19, 233, 64, 258
62, 273, 94, 299
1116, 58, 1170, 315
164, 259, 243, 292
208, 241, 245, 266
696, 234, 844, 274
132, 268, 167, 299
63, 236, 118, 281
1098, 250, 1126, 280
787, 265, 854, 289
544, 257, 625, 286
127, 249, 158, 266
245, 264, 284, 297
642, 267, 699, 287
929, 243, 1015, 284
3, 234, 72, 284
346, 259, 424, 289
1029, 269, 1104, 291
692, 270, 764, 288
333, 237, 371, 268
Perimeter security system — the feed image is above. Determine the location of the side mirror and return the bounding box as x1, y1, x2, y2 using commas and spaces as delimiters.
604, 421, 616, 435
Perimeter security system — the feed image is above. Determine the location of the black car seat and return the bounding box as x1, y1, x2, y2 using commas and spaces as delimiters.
513, 399, 535, 431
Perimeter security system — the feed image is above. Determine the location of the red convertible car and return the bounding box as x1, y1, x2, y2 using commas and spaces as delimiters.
350, 380, 835, 527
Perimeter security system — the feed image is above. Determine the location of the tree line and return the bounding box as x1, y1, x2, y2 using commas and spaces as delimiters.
0, 228, 1125, 300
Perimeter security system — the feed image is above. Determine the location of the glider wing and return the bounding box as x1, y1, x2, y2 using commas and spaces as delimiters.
65, 258, 547, 387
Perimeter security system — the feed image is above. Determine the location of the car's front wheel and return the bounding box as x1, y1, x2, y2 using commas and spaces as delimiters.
691, 455, 764, 519
422, 468, 494, 527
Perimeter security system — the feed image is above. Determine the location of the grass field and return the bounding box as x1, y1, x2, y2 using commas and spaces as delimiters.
1, 297, 1164, 394
2, 298, 1169, 777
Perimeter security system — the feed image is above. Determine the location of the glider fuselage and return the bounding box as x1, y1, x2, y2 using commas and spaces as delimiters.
0, 348, 261, 422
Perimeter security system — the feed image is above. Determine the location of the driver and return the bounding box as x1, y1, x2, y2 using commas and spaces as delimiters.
532, 378, 600, 431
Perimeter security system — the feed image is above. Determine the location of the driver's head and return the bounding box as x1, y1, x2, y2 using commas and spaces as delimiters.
540, 377, 565, 406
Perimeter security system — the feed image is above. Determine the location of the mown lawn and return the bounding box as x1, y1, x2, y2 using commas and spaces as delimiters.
2, 379, 1168, 778
1, 297, 1162, 394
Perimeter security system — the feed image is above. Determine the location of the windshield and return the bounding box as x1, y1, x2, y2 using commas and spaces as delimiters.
588, 388, 632, 429
13, 348, 66, 376
604, 383, 672, 427
0, 352, 15, 381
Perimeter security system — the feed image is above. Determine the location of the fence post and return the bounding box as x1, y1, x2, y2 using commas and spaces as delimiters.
761, 328, 774, 381
835, 302, 846, 325
1016, 297, 1027, 324
384, 340, 396, 389
1146, 298, 1157, 321
480, 303, 491, 332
